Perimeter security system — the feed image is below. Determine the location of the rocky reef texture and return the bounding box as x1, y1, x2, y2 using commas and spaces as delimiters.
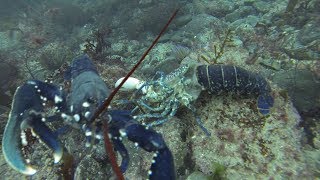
0, 0, 319, 179
183, 91, 309, 179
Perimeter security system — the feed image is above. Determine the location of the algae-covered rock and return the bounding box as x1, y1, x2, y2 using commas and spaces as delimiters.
271, 69, 320, 112
187, 171, 209, 180
38, 42, 74, 71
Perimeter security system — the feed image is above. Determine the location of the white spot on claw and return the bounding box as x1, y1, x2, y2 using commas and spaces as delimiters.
153, 153, 158, 157
119, 129, 127, 137
107, 114, 113, 123
84, 111, 91, 119
53, 149, 63, 163
54, 95, 63, 103
73, 114, 80, 122
85, 131, 92, 136
41, 117, 46, 122
151, 140, 160, 147
27, 81, 36, 85
148, 170, 152, 175
134, 142, 139, 147
95, 134, 102, 140
24, 166, 37, 175
61, 113, 67, 120
85, 142, 91, 147
21, 131, 28, 146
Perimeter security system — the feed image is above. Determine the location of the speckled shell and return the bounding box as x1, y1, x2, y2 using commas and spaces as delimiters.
196, 64, 274, 115
196, 64, 271, 96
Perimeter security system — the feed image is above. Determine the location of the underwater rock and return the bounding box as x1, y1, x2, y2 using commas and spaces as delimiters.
38, 42, 74, 71
111, 42, 125, 54
183, 89, 312, 178
181, 14, 224, 35
230, 15, 259, 30
253, 1, 273, 13
298, 22, 320, 46
225, 6, 256, 23
186, 171, 209, 180
258, 59, 282, 71
193, 0, 236, 18
271, 69, 320, 112
173, 14, 192, 28
74, 155, 111, 179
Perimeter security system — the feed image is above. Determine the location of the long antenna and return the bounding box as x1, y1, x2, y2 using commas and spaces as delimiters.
90, 9, 179, 121
93, 9, 179, 179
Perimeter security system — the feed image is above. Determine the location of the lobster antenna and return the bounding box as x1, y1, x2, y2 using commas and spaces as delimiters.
90, 9, 179, 122
92, 9, 179, 180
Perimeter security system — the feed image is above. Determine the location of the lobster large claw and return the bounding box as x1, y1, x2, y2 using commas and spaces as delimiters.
2, 80, 65, 175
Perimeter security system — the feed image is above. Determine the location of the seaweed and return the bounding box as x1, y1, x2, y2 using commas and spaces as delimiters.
198, 29, 234, 64
209, 162, 227, 180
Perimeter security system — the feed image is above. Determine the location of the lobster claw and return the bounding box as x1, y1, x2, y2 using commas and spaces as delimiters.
108, 110, 176, 179
2, 80, 65, 175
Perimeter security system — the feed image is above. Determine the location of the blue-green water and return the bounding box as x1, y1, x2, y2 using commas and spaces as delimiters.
0, 0, 319, 179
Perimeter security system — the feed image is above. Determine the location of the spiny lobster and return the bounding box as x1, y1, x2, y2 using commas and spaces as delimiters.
114, 62, 274, 137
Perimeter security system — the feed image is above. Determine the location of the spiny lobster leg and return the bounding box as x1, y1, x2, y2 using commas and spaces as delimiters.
108, 110, 175, 179
2, 80, 65, 175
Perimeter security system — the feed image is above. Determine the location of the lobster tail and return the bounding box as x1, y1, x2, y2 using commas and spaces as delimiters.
196, 64, 274, 115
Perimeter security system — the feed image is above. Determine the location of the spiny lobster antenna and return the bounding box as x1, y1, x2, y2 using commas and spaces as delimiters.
90, 9, 179, 180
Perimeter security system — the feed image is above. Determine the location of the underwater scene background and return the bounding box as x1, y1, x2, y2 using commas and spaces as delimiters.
0, 0, 319, 179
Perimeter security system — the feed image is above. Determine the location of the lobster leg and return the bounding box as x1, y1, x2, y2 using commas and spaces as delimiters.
111, 138, 129, 173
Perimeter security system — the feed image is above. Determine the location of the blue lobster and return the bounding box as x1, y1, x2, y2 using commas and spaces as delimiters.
2, 55, 175, 179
